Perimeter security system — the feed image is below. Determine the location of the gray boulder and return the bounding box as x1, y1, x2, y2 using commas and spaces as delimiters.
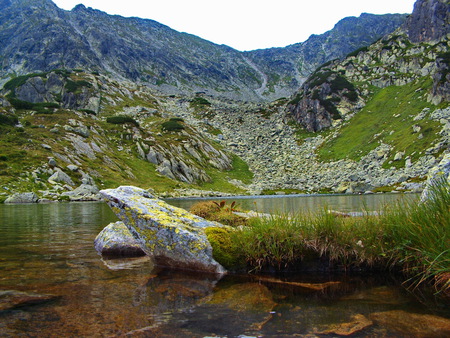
100, 186, 226, 274
61, 183, 100, 201
48, 168, 75, 186
4, 192, 39, 204
94, 221, 146, 257
421, 152, 450, 201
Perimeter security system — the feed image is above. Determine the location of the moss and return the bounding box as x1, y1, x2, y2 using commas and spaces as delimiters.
205, 227, 243, 270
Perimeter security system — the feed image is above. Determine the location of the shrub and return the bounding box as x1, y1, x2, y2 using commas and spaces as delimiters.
346, 46, 369, 58
0, 113, 18, 126
161, 118, 184, 132
106, 115, 139, 126
190, 97, 211, 107
3, 73, 46, 92
65, 79, 92, 93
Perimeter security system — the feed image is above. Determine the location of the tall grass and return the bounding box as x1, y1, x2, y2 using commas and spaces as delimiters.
208, 180, 449, 296
380, 179, 450, 295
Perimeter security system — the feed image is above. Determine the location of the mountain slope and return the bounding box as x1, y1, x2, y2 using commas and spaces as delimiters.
0, 0, 407, 101
281, 0, 449, 193
244, 13, 408, 100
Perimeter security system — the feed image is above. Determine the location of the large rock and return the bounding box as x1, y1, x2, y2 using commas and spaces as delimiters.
94, 221, 146, 257
421, 152, 450, 201
100, 186, 226, 274
4, 192, 39, 204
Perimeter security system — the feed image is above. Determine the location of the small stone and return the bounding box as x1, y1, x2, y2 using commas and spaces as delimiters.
67, 164, 79, 172
48, 157, 57, 167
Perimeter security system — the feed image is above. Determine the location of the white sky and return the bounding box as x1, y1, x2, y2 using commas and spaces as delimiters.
52, 0, 416, 51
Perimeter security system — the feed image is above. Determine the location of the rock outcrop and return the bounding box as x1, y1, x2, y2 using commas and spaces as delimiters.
404, 0, 450, 43
99, 186, 226, 274
4, 192, 39, 204
421, 151, 450, 200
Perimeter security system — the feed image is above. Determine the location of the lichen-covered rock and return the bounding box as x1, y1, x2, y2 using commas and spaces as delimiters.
100, 186, 226, 274
94, 221, 146, 257
4, 192, 39, 204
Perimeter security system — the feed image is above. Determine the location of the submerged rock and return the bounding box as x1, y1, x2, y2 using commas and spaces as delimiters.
100, 186, 226, 274
369, 310, 450, 337
316, 314, 373, 336
94, 221, 146, 258
0, 290, 59, 311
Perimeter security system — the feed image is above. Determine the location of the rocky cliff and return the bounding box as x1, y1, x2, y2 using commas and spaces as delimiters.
0, 0, 407, 101
287, 0, 449, 132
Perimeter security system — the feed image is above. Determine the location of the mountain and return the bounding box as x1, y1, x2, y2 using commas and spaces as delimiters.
281, 0, 449, 193
0, 0, 407, 101
2, 0, 447, 200
244, 13, 408, 100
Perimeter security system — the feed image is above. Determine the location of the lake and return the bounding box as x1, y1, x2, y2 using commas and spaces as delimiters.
1, 194, 449, 337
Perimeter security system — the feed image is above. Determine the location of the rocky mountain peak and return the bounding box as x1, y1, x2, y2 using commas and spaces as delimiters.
404, 0, 450, 42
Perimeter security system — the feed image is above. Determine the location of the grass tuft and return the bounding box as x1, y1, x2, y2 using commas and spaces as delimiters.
212, 180, 449, 297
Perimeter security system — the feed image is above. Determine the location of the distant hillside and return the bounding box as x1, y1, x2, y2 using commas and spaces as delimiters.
0, 0, 407, 101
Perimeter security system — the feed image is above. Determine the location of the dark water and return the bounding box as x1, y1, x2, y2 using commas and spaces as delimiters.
0, 198, 449, 337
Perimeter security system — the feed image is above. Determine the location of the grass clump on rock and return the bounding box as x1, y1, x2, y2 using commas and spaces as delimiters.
190, 200, 248, 227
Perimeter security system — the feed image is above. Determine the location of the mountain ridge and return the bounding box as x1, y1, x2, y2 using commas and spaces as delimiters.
0, 0, 408, 101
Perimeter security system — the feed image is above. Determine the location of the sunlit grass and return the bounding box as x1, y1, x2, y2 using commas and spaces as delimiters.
317, 77, 440, 164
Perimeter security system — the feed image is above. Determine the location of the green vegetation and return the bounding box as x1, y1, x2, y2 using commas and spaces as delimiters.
190, 200, 248, 227
106, 115, 139, 126
3, 73, 46, 93
161, 118, 185, 132
317, 77, 440, 163
0, 113, 18, 126
64, 79, 92, 93
190, 97, 211, 109
208, 180, 449, 296
346, 46, 369, 58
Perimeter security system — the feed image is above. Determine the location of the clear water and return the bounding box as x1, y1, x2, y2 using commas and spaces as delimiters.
166, 192, 419, 214
0, 197, 448, 337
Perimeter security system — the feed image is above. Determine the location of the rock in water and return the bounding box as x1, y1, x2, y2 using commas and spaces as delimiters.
94, 221, 146, 258
100, 186, 226, 274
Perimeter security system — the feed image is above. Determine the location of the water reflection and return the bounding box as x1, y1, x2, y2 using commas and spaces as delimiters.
0, 199, 448, 337
167, 193, 418, 214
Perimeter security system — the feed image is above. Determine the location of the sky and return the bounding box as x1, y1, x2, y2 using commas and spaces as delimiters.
51, 0, 417, 51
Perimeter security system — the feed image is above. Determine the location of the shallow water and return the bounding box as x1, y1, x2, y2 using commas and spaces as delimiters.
166, 192, 419, 214
0, 198, 448, 337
